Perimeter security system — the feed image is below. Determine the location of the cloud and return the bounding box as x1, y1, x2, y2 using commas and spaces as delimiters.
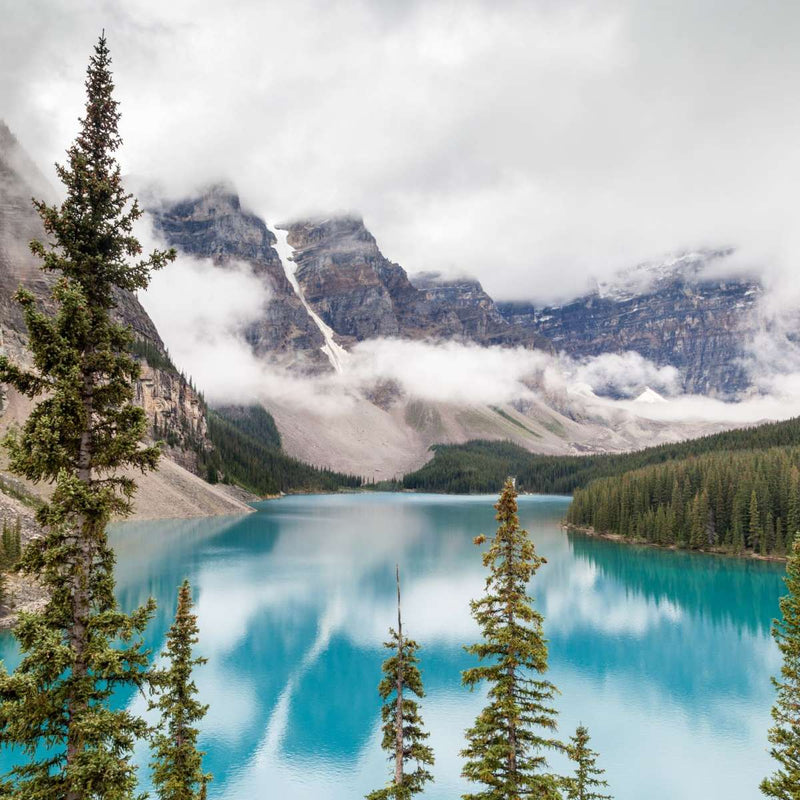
138, 248, 800, 429
568, 352, 681, 398
141, 251, 271, 393
4, 0, 800, 306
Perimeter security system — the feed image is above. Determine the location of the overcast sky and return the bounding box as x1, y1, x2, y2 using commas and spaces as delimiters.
2, 0, 799, 303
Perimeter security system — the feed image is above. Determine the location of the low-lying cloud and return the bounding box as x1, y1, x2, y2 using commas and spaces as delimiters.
141, 253, 270, 392
569, 352, 681, 398
138, 249, 800, 429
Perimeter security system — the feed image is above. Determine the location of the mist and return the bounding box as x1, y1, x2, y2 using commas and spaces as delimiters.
138, 246, 800, 428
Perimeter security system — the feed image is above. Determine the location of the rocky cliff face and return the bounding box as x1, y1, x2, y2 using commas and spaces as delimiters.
285, 216, 462, 343
0, 121, 210, 469
147, 198, 548, 364
409, 271, 550, 349
285, 216, 545, 348
148, 187, 329, 371
498, 253, 761, 396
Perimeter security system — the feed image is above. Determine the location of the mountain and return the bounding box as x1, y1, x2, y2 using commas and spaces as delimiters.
0, 122, 250, 516
150, 187, 766, 400
497, 252, 761, 396
283, 217, 547, 350
141, 185, 746, 478
149, 197, 548, 366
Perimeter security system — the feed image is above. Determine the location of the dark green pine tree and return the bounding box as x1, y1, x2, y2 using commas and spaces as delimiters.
461, 477, 562, 800
367, 566, 434, 800
0, 33, 173, 799
762, 533, 800, 798
150, 581, 211, 800
750, 490, 762, 552
564, 725, 612, 800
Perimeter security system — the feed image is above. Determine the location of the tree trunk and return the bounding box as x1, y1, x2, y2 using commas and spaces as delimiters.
65, 369, 95, 800
505, 533, 517, 785
395, 565, 404, 787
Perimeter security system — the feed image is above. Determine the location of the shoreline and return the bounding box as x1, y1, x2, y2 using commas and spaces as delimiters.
562, 522, 788, 563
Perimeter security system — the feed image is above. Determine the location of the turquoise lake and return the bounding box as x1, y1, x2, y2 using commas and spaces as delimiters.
0, 492, 788, 799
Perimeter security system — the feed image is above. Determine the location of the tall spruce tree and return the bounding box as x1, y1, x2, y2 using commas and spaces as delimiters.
563, 725, 612, 800
762, 533, 800, 798
367, 566, 434, 800
150, 581, 210, 800
461, 478, 562, 800
0, 33, 173, 799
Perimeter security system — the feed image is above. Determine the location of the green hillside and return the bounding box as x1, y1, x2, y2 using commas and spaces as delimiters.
402, 417, 800, 495
199, 405, 361, 496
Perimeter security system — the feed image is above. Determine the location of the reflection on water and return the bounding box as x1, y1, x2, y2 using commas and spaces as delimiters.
0, 493, 786, 800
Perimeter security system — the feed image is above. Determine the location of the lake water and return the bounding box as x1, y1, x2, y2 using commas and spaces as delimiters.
0, 493, 788, 799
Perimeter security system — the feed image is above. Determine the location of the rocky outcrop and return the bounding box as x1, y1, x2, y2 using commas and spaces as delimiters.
0, 121, 211, 468
285, 216, 460, 343
285, 216, 547, 349
498, 253, 761, 396
135, 365, 208, 471
148, 187, 328, 371
409, 271, 550, 349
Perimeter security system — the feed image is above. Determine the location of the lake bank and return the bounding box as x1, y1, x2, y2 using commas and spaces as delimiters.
563, 522, 789, 562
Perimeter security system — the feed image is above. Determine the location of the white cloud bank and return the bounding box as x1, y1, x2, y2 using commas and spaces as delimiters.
138, 247, 800, 427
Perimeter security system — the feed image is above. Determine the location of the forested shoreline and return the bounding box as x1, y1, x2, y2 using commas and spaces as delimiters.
565, 446, 800, 558
395, 419, 800, 561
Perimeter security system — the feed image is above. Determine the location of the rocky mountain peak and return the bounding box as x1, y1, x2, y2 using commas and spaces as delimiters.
498, 249, 761, 397
286, 214, 377, 254
283, 215, 543, 348
150, 183, 279, 267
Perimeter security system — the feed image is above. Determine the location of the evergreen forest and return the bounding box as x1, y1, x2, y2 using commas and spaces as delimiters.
403, 417, 800, 495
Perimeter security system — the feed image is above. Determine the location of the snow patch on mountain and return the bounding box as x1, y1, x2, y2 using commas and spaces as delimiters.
635, 387, 667, 404
594, 250, 733, 301
271, 224, 349, 373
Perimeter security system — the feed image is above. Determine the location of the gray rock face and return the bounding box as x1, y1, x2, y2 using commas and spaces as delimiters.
0, 122, 54, 356
148, 187, 328, 370
410, 271, 549, 349
285, 216, 451, 342
285, 216, 546, 348
498, 253, 761, 396
0, 121, 209, 468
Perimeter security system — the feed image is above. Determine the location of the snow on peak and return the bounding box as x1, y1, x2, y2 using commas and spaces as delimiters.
593, 250, 729, 301
634, 386, 668, 404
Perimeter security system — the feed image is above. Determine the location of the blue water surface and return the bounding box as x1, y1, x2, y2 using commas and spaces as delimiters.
0, 493, 787, 799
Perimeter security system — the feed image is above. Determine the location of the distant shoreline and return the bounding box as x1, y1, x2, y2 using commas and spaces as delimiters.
563, 522, 788, 563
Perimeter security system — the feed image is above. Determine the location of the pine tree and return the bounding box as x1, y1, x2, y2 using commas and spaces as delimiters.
777, 519, 786, 557
150, 581, 211, 800
763, 534, 800, 797
0, 34, 173, 799
689, 492, 705, 550
0, 521, 10, 568
367, 566, 434, 800
751, 490, 763, 552
461, 478, 562, 800
563, 725, 612, 800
